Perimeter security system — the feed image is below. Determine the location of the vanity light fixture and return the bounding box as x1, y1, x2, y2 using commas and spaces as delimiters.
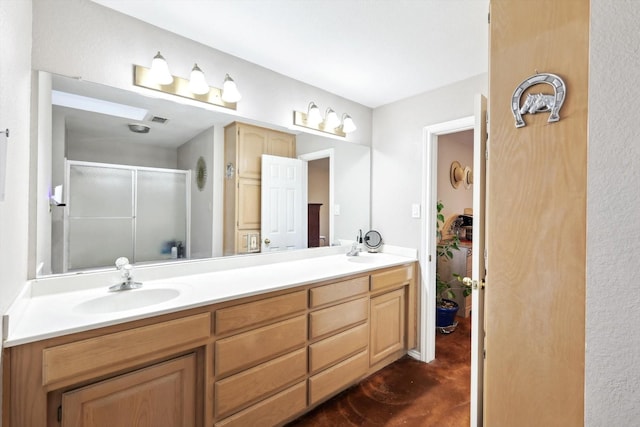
134, 54, 240, 110
149, 51, 173, 85
221, 74, 242, 103
188, 64, 210, 95
293, 102, 356, 137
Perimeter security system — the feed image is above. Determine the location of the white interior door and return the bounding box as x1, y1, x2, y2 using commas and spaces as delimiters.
261, 154, 307, 251
469, 94, 487, 427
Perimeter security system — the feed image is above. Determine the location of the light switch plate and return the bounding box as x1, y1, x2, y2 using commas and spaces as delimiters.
411, 203, 421, 218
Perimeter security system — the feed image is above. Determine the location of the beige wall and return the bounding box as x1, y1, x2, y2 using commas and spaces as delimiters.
307, 158, 330, 246
437, 130, 473, 220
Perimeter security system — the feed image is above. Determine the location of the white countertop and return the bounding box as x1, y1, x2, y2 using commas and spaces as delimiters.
3, 249, 417, 347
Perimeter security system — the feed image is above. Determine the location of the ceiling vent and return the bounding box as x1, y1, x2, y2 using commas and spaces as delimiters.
150, 116, 169, 124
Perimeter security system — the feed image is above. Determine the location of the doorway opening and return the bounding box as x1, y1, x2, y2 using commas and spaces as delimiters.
299, 149, 334, 247
418, 116, 474, 363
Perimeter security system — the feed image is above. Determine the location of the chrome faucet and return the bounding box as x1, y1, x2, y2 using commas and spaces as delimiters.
346, 230, 363, 256
346, 242, 360, 256
109, 257, 143, 291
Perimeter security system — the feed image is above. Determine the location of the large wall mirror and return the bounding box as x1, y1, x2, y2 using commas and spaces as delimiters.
34, 71, 371, 277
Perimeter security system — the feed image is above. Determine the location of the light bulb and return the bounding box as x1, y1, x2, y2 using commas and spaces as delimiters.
341, 114, 357, 133
221, 74, 242, 103
324, 108, 340, 129
150, 51, 173, 85
306, 102, 322, 126
188, 64, 209, 95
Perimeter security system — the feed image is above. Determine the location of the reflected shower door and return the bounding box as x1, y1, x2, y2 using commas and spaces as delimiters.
67, 164, 134, 271
66, 162, 189, 271
136, 169, 188, 262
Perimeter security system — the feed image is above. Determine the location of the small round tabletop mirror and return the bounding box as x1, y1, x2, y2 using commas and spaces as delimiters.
364, 230, 383, 252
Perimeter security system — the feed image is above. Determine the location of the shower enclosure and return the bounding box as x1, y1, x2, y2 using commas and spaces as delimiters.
64, 161, 190, 272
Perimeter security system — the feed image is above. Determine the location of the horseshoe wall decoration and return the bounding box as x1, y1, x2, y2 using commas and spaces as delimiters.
511, 73, 566, 128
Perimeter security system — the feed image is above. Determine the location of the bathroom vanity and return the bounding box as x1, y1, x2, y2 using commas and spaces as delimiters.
2, 251, 417, 427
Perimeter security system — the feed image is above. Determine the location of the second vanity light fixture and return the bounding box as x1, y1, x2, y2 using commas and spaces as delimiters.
134, 51, 242, 110
293, 102, 357, 137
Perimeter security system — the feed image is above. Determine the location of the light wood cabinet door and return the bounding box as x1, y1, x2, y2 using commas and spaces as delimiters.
237, 178, 261, 229
61, 354, 197, 427
267, 131, 296, 158
237, 125, 267, 179
370, 288, 405, 366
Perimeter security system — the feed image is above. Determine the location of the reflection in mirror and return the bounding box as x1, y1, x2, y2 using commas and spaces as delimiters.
35, 71, 370, 277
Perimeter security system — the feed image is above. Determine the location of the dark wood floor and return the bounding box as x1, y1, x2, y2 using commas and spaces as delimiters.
287, 316, 471, 426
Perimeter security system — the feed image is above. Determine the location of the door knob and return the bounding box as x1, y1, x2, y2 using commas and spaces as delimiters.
264, 238, 271, 245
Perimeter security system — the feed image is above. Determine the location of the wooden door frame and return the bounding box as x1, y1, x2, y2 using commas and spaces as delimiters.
417, 116, 474, 363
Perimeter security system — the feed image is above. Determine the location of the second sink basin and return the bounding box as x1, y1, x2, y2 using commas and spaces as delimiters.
74, 287, 181, 314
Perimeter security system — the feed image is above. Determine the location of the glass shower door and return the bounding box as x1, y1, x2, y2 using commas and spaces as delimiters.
136, 169, 188, 262
67, 164, 134, 271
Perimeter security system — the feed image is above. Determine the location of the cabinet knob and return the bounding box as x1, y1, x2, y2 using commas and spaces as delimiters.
264, 238, 271, 245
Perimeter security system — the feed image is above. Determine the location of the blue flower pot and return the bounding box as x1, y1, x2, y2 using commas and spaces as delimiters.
436, 299, 459, 327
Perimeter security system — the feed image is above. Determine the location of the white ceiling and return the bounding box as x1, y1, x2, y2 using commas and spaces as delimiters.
91, 0, 489, 108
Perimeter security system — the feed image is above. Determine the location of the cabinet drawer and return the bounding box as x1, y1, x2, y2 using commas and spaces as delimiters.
309, 323, 368, 373
215, 348, 306, 418
42, 313, 211, 387
309, 276, 369, 308
308, 350, 369, 406
215, 290, 307, 335
215, 381, 306, 427
215, 315, 307, 377
370, 264, 414, 292
308, 296, 368, 340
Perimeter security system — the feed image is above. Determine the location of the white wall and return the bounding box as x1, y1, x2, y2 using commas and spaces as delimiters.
371, 74, 487, 250
178, 127, 215, 259
586, 0, 640, 424
0, 0, 33, 419
296, 134, 370, 241
30, 0, 372, 146
67, 135, 178, 169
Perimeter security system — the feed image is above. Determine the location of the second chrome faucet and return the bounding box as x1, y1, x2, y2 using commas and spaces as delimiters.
109, 257, 143, 291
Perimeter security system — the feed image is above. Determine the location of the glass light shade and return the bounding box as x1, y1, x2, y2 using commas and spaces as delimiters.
150, 51, 173, 85
188, 64, 210, 95
306, 102, 322, 126
341, 114, 357, 133
221, 74, 242, 103
324, 108, 340, 129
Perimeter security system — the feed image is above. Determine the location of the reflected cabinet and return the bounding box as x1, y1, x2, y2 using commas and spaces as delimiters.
223, 122, 296, 255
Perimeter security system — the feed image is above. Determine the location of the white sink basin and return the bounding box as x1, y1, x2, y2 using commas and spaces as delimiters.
74, 288, 181, 314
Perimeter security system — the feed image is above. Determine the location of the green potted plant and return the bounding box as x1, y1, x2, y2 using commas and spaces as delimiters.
435, 201, 471, 333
